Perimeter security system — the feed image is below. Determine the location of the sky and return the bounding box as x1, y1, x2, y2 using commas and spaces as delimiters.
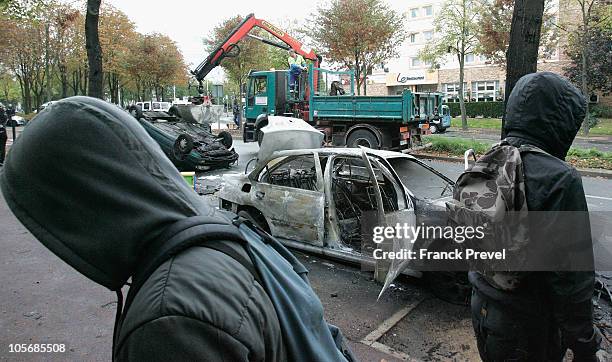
103, 0, 322, 82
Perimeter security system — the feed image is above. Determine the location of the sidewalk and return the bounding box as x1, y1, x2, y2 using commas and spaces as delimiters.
441, 127, 612, 153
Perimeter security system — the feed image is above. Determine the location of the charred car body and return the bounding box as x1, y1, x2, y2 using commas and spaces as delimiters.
218, 147, 454, 277
128, 105, 238, 171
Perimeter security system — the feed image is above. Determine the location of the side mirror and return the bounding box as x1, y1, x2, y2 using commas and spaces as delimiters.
464, 149, 476, 170
245, 157, 258, 175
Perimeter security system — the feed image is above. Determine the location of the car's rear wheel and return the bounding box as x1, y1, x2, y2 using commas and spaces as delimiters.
128, 104, 143, 119
430, 124, 438, 134
238, 209, 269, 232
217, 130, 233, 149
167, 105, 180, 118
173, 134, 194, 160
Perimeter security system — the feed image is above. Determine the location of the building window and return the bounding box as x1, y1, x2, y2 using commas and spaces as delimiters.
410, 8, 418, 18
471, 81, 500, 102
465, 53, 475, 63
424, 6, 433, 16
423, 31, 433, 40
443, 82, 467, 103
409, 33, 416, 43
411, 57, 422, 67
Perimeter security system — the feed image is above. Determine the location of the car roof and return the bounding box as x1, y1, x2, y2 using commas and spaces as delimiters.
265, 147, 418, 161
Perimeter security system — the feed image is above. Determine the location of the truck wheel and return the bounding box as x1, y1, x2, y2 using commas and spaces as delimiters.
430, 124, 438, 134
347, 129, 379, 149
128, 104, 143, 119
216, 131, 233, 149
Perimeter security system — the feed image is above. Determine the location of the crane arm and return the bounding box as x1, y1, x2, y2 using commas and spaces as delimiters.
192, 13, 321, 85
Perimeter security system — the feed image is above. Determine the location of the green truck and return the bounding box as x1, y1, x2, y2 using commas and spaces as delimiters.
243, 65, 451, 151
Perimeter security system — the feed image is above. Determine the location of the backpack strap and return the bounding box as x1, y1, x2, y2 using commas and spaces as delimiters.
518, 143, 549, 156
115, 215, 263, 353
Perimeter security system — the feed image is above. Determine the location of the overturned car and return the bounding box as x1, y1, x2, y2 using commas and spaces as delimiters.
128, 105, 238, 171
218, 147, 454, 278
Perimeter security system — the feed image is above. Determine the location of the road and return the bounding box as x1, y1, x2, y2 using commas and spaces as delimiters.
1, 139, 611, 361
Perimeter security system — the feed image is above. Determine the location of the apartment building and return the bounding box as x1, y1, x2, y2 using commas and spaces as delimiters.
368, 0, 576, 104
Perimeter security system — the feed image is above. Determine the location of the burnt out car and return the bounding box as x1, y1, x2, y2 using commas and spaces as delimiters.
128, 105, 238, 171
218, 148, 454, 278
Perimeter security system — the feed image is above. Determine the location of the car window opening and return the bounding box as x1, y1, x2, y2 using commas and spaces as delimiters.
331, 157, 400, 252
261, 155, 319, 191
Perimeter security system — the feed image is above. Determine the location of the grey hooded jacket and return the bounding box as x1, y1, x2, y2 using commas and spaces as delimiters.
0, 97, 285, 361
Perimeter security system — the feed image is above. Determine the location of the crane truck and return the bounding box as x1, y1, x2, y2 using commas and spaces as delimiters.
191, 13, 451, 151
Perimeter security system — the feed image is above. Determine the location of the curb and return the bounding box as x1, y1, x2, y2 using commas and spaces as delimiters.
413, 153, 612, 179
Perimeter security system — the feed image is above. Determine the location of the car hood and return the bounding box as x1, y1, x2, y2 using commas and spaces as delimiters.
0, 96, 215, 291
504, 72, 586, 160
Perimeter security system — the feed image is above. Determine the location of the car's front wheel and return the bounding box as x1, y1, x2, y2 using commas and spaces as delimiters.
430, 124, 438, 134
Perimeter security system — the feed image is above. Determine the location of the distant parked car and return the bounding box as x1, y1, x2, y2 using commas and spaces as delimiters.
429, 105, 452, 134
6, 115, 26, 127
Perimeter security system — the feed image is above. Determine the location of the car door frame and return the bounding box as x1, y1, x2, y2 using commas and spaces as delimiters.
248, 151, 326, 246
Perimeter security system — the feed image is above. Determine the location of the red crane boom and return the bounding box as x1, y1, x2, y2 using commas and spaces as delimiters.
192, 13, 321, 89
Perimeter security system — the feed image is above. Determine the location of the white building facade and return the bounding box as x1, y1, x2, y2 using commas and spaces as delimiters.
367, 0, 572, 103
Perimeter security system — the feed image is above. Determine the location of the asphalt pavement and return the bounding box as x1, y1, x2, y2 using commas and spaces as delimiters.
2, 138, 612, 361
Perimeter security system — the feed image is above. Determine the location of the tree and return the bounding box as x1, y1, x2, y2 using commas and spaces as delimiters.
99, 4, 136, 103
477, 0, 558, 66
563, 0, 609, 135
564, 4, 611, 101
125, 33, 188, 102
501, 0, 545, 138
48, 3, 80, 98
85, 0, 102, 98
419, 0, 480, 130
307, 0, 405, 95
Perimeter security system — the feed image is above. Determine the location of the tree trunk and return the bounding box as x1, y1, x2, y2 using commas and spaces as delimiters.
458, 54, 467, 130
85, 0, 103, 99
501, 0, 545, 139
580, 1, 590, 136
363, 65, 368, 96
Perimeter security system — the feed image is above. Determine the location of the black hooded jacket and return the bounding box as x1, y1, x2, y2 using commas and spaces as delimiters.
0, 97, 285, 361
470, 72, 598, 358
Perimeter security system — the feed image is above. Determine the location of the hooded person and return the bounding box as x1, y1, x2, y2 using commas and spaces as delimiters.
0, 96, 289, 361
0, 106, 6, 164
468, 72, 604, 361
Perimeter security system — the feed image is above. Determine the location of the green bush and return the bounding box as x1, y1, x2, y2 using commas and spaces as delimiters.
423, 136, 491, 155
587, 113, 599, 128
592, 104, 612, 118
447, 101, 504, 118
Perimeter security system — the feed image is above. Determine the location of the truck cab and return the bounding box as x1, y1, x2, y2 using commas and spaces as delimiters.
244, 69, 306, 143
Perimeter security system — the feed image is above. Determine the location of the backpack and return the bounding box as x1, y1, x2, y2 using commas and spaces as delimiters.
113, 214, 355, 362
446, 140, 547, 291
